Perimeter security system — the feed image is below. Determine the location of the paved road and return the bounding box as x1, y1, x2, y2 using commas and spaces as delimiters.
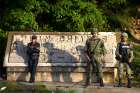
18, 82, 140, 93
84, 87, 140, 93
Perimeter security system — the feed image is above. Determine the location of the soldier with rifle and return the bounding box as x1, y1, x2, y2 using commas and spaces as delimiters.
85, 28, 106, 87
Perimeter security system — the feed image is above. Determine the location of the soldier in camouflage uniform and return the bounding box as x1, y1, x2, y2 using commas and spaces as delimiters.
27, 35, 40, 83
85, 28, 106, 87
115, 32, 134, 88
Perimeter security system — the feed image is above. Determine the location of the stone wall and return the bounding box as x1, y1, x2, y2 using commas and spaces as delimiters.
4, 32, 119, 83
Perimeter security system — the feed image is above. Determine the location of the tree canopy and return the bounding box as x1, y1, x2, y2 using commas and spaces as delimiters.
0, 0, 140, 32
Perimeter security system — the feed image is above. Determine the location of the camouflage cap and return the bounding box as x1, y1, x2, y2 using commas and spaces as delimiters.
121, 32, 128, 38
90, 28, 98, 32
90, 28, 98, 35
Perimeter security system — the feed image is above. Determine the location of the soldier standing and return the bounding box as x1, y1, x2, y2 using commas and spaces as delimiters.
115, 32, 134, 88
85, 28, 106, 87
27, 35, 40, 83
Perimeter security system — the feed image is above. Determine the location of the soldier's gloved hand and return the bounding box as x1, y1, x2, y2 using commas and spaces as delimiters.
128, 59, 132, 63
87, 56, 91, 62
30, 46, 34, 48
85, 53, 91, 62
119, 55, 122, 59
101, 55, 105, 61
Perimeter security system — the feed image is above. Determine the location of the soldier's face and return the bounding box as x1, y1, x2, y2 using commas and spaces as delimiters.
121, 36, 127, 42
91, 32, 97, 38
32, 39, 37, 43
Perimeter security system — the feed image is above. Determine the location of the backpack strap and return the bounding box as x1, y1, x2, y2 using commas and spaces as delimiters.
92, 39, 101, 53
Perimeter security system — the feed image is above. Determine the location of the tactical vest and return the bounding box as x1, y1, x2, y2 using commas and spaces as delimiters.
118, 43, 132, 62
87, 38, 103, 56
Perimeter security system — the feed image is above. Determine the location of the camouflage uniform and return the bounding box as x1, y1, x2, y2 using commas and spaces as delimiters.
85, 36, 106, 86
115, 33, 133, 88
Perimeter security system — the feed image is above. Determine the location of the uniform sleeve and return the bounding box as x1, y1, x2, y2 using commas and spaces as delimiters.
101, 39, 107, 56
37, 43, 40, 50
27, 43, 31, 55
115, 43, 120, 57
37, 43, 40, 53
85, 39, 90, 53
129, 44, 134, 61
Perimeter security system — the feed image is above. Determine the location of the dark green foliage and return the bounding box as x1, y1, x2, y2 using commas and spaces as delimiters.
0, 0, 139, 32
125, 41, 140, 87
0, 30, 7, 69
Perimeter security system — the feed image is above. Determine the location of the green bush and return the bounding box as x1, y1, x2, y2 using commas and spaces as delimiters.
131, 44, 140, 87
0, 31, 7, 66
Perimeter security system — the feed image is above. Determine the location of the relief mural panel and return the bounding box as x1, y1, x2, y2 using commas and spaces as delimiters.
4, 32, 118, 67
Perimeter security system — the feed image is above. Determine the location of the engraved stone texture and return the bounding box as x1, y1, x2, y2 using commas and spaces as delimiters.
4, 32, 117, 67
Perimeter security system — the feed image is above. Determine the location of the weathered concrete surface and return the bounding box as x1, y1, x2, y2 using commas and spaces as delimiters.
4, 32, 119, 83
84, 87, 140, 93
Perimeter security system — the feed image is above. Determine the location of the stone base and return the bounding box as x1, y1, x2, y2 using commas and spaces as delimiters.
7, 72, 84, 83
6, 66, 116, 84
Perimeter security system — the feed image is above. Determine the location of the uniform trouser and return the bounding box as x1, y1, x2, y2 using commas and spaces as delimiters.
28, 58, 38, 82
118, 62, 131, 83
86, 56, 103, 84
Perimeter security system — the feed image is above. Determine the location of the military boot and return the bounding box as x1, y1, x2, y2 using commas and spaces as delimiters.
117, 79, 123, 87
84, 78, 90, 87
127, 78, 131, 88
99, 78, 104, 87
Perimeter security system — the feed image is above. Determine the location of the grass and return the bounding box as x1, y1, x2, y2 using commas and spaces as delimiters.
0, 81, 24, 93
32, 84, 52, 93
33, 84, 75, 93
0, 81, 76, 93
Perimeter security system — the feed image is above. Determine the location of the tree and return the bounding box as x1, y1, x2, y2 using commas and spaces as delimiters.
0, 0, 139, 32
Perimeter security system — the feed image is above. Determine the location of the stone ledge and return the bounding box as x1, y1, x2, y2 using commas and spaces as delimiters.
7, 66, 86, 72
6, 67, 116, 73
4, 62, 87, 67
